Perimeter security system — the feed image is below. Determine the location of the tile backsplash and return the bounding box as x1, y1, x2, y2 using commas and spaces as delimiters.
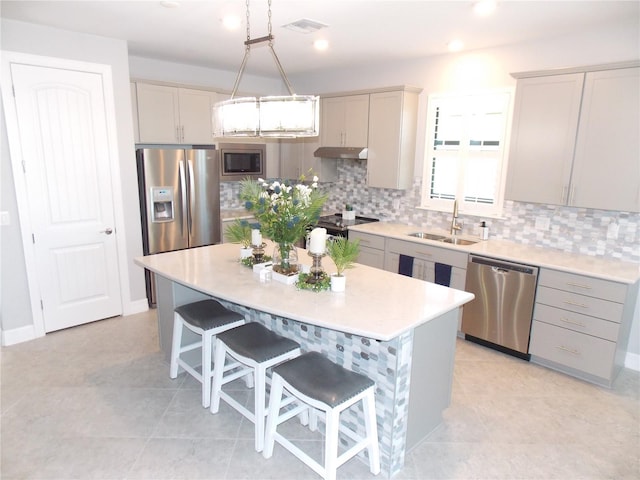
221, 159, 639, 264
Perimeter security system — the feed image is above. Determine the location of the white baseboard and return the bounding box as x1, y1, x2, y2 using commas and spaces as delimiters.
122, 298, 149, 316
625, 351, 640, 372
1, 324, 38, 346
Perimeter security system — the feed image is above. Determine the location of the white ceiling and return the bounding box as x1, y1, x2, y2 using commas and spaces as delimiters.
1, 1, 638, 76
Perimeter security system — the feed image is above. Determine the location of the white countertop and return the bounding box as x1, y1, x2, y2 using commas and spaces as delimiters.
134, 242, 474, 341
349, 222, 640, 285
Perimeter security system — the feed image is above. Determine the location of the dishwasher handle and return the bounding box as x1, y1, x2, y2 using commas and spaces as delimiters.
469, 255, 538, 276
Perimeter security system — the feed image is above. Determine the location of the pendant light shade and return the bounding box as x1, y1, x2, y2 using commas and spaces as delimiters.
213, 0, 319, 138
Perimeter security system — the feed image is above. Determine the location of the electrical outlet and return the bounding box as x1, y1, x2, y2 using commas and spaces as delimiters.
0, 211, 9, 226
535, 217, 550, 231
607, 222, 619, 240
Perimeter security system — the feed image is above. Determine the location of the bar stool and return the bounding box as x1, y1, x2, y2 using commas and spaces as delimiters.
170, 299, 245, 408
263, 351, 380, 480
210, 322, 301, 452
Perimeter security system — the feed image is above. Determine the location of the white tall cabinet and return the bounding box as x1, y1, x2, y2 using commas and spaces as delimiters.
367, 88, 419, 189
506, 63, 639, 212
135, 83, 218, 144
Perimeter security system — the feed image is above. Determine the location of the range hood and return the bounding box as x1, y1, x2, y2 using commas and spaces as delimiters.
313, 146, 368, 160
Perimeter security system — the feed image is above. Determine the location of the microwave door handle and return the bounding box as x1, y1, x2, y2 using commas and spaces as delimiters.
179, 160, 187, 237
187, 159, 195, 237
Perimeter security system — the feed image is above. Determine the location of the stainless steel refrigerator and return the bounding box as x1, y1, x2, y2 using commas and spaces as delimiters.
136, 146, 221, 306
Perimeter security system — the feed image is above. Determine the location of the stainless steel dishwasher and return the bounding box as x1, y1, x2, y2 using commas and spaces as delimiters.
462, 255, 539, 359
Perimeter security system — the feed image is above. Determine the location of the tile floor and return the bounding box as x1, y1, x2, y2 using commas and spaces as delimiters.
1, 310, 638, 479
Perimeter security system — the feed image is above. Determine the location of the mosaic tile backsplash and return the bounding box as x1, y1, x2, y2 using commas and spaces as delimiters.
221, 159, 639, 264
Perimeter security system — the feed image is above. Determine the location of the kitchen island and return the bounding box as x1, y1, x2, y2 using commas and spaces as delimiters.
135, 242, 474, 478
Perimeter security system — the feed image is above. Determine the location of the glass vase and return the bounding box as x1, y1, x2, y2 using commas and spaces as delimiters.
272, 242, 299, 276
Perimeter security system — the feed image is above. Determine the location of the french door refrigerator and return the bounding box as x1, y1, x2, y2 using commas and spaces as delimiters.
136, 146, 221, 306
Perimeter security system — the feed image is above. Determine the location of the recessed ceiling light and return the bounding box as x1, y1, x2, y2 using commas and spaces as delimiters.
473, 0, 497, 17
314, 39, 329, 51
222, 14, 241, 30
448, 39, 465, 52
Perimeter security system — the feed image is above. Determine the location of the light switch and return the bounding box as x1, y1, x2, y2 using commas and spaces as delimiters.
0, 211, 9, 226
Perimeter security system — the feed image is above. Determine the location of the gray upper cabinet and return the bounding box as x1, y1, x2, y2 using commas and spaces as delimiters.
571, 68, 639, 212
367, 89, 419, 189
506, 65, 640, 212
320, 94, 369, 147
135, 83, 218, 144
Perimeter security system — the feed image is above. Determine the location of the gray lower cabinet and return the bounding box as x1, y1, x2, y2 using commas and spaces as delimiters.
530, 268, 638, 387
383, 238, 467, 290
350, 231, 385, 269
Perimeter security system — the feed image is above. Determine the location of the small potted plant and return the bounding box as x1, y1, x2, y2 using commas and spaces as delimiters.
326, 236, 360, 292
225, 219, 254, 258
342, 203, 355, 221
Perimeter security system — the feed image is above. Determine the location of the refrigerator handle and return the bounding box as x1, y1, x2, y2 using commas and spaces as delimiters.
179, 160, 187, 237
187, 159, 195, 237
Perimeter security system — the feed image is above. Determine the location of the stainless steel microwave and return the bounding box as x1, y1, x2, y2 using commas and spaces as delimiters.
218, 143, 266, 181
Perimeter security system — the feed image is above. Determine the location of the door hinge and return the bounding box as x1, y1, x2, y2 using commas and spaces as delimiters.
32, 233, 35, 243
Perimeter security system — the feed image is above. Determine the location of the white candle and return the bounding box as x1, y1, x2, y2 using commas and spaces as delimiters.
251, 229, 262, 246
309, 227, 327, 254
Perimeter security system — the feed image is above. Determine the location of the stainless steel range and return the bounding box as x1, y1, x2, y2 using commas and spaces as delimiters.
315, 213, 379, 238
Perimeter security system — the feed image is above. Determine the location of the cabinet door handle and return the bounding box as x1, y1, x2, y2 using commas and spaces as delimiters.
560, 317, 586, 327
181, 125, 185, 142
563, 300, 588, 309
562, 186, 568, 203
176, 126, 181, 142
556, 345, 580, 355
566, 282, 592, 290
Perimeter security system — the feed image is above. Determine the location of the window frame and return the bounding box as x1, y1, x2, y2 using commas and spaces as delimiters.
419, 88, 515, 218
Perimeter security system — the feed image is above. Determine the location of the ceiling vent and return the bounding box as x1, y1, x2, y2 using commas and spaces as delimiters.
282, 18, 329, 34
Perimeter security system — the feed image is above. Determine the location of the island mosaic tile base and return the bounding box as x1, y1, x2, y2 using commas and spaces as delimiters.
217, 299, 413, 479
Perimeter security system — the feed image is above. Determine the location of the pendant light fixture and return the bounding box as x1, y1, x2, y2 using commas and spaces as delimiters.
213, 0, 319, 138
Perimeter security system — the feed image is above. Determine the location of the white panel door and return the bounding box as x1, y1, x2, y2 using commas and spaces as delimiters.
10, 63, 122, 332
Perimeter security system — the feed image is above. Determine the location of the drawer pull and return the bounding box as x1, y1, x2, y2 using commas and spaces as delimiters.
560, 317, 586, 327
359, 239, 371, 245
566, 282, 592, 290
556, 345, 580, 355
563, 300, 588, 309
415, 251, 433, 257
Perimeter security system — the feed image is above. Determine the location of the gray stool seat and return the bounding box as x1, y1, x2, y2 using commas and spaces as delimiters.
273, 351, 374, 408
175, 299, 244, 330
170, 299, 245, 408
218, 322, 300, 363
211, 322, 301, 452
264, 351, 380, 480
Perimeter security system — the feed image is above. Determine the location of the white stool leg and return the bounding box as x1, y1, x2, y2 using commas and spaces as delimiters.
363, 389, 381, 475
324, 408, 340, 480
210, 339, 226, 414
169, 314, 183, 379
263, 373, 284, 459
254, 364, 267, 452
201, 331, 213, 408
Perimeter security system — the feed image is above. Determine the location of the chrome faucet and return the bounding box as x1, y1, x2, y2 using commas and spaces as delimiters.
450, 200, 463, 236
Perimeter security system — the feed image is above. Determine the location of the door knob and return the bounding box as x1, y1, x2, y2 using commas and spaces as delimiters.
101, 227, 113, 235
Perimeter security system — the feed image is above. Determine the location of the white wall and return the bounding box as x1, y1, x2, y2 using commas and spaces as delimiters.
0, 19, 147, 334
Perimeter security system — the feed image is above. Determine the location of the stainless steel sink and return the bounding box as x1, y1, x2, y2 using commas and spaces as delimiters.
408, 232, 478, 246
408, 232, 447, 241
440, 237, 478, 246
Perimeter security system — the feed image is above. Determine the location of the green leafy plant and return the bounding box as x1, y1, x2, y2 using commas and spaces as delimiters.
326, 236, 360, 276
295, 272, 331, 292
345, 204, 353, 211
225, 218, 254, 248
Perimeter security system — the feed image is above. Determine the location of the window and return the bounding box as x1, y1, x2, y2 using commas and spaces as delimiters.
421, 90, 513, 217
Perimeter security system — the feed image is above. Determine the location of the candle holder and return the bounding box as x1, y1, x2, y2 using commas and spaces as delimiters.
306, 251, 327, 284
252, 242, 266, 264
